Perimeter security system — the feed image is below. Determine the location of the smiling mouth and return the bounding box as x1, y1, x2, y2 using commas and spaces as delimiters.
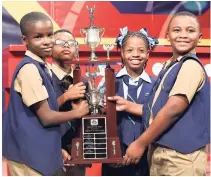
129, 59, 143, 65
177, 41, 190, 44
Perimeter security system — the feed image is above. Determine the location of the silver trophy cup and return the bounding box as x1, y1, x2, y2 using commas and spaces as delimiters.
80, 5, 105, 61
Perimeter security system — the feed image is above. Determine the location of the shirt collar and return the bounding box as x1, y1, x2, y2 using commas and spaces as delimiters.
51, 63, 72, 80
25, 50, 53, 77
25, 50, 45, 64
116, 66, 152, 83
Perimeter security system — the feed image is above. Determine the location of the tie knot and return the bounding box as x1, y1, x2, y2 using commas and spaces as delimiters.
61, 75, 73, 91
122, 75, 143, 87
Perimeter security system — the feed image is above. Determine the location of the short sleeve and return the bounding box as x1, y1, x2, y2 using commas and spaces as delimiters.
14, 64, 49, 107
169, 60, 205, 103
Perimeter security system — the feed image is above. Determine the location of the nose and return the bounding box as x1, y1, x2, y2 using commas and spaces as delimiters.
63, 42, 70, 48
132, 50, 140, 57
43, 36, 52, 46
178, 30, 188, 38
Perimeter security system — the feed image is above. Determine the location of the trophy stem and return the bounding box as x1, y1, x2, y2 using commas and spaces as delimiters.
89, 48, 98, 61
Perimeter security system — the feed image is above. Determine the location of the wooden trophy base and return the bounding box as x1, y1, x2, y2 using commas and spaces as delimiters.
67, 137, 122, 164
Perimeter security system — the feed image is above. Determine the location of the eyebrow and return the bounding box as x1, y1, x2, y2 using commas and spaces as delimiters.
172, 26, 196, 29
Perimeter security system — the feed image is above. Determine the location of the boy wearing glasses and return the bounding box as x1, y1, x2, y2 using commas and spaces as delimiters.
51, 29, 87, 175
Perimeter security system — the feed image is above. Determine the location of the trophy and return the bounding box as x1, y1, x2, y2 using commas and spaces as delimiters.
68, 5, 122, 165
80, 5, 105, 60
85, 67, 102, 115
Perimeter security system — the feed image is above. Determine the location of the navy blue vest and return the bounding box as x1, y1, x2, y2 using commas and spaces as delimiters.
51, 72, 79, 150
2, 56, 63, 175
51, 72, 89, 151
115, 75, 156, 148
149, 54, 210, 154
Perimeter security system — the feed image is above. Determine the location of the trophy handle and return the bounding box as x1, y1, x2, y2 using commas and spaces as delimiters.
100, 28, 105, 38
80, 29, 86, 38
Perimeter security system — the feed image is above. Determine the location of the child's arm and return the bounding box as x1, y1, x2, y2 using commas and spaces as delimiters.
122, 95, 189, 165
31, 99, 89, 127
57, 82, 86, 107
107, 96, 143, 116
122, 59, 205, 165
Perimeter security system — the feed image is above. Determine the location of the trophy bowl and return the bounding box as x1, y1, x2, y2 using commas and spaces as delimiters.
80, 27, 105, 61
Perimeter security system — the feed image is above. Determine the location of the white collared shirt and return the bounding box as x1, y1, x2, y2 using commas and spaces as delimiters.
51, 63, 72, 81
116, 66, 152, 99
97, 66, 152, 100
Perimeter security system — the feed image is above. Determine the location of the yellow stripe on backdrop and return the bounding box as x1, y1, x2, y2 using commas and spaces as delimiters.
2, 1, 210, 46
76, 38, 210, 46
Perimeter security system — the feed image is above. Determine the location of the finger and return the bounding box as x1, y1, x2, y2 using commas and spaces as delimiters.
116, 105, 125, 111
64, 163, 71, 166
67, 155, 71, 161
122, 155, 128, 166
78, 85, 86, 90
126, 157, 132, 166
77, 93, 85, 98
134, 159, 140, 164
107, 96, 119, 101
79, 90, 86, 94
75, 82, 85, 87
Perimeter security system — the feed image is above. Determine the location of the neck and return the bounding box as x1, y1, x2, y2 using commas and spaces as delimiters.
172, 49, 196, 61
53, 59, 72, 74
126, 67, 143, 79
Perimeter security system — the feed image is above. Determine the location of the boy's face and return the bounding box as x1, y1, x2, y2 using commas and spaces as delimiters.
22, 20, 54, 58
121, 36, 149, 73
167, 16, 202, 56
52, 32, 76, 61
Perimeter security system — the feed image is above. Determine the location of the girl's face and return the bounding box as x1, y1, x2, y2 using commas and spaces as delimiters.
121, 36, 149, 74
167, 15, 202, 57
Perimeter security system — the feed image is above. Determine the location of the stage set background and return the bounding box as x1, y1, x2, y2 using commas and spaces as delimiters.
2, 1, 210, 176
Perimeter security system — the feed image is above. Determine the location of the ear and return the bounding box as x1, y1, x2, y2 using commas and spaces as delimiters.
21, 35, 27, 45
166, 32, 170, 42
198, 33, 202, 43
146, 50, 150, 59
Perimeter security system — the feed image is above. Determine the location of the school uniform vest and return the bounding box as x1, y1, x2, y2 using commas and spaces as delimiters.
51, 72, 78, 150
2, 56, 63, 175
146, 54, 210, 154
51, 72, 89, 150
115, 75, 156, 147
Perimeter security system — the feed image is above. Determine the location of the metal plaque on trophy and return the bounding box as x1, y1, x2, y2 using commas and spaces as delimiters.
67, 5, 122, 164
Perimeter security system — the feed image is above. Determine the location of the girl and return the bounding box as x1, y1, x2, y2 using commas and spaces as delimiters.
101, 27, 158, 176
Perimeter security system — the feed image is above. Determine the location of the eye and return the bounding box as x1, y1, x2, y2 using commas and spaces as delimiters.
187, 29, 195, 33
48, 33, 53, 38
173, 28, 180, 32
34, 35, 42, 39
55, 40, 65, 45
126, 49, 133, 53
139, 49, 145, 53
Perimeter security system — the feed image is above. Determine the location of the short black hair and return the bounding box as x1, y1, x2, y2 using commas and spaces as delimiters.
20, 11, 52, 36
168, 11, 201, 31
54, 29, 75, 40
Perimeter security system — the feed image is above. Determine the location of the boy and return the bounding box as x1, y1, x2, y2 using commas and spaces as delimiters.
51, 29, 86, 175
2, 12, 89, 176
109, 11, 210, 175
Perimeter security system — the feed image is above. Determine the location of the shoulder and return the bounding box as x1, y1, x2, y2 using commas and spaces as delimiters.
181, 59, 205, 76
17, 63, 41, 79
149, 76, 157, 84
